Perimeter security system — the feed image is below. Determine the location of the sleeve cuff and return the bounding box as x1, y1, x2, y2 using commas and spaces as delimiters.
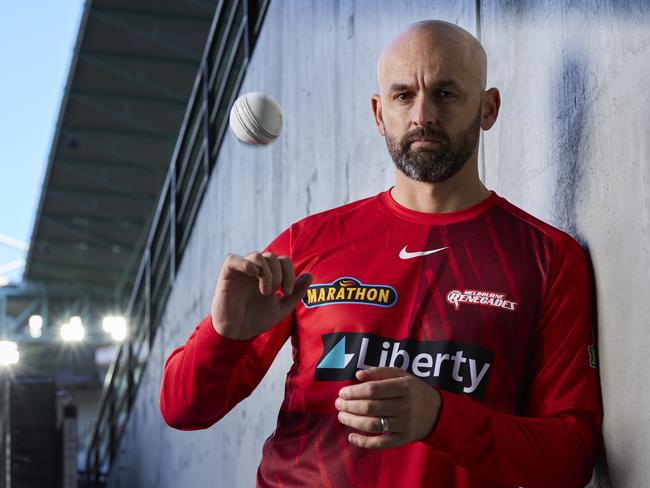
198, 314, 257, 354
420, 387, 464, 450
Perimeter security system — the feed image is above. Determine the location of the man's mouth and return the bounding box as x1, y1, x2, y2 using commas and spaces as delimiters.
410, 138, 441, 146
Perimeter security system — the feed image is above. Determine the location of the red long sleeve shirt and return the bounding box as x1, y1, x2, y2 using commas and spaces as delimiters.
160, 187, 602, 487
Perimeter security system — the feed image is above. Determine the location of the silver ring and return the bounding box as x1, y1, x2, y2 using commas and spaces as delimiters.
379, 416, 390, 433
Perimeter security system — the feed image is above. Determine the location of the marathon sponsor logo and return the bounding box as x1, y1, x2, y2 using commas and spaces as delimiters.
302, 277, 397, 308
315, 332, 494, 400
446, 289, 517, 312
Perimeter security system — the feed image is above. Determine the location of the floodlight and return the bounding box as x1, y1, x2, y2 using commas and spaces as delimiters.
110, 318, 127, 341
0, 340, 19, 366
29, 315, 43, 329
102, 316, 114, 332
61, 320, 85, 342
103, 316, 127, 341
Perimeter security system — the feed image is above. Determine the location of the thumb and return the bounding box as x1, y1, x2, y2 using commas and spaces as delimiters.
355, 366, 408, 382
278, 273, 313, 308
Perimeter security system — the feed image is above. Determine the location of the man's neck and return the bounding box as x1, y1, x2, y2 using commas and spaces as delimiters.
391, 168, 492, 214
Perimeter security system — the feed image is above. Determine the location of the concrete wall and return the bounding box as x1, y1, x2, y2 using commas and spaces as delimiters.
479, 3, 650, 485
107, 1, 650, 486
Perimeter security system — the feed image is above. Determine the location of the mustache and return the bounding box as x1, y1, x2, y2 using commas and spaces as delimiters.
402, 127, 448, 146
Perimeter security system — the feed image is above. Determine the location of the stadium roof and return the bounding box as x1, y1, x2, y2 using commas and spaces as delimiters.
4, 0, 218, 380
24, 0, 217, 302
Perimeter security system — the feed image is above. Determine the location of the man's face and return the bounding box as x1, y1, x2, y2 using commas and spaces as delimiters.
384, 103, 482, 183
374, 29, 486, 183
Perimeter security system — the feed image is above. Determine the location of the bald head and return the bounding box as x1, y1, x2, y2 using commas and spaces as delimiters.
376, 20, 487, 95
370, 21, 501, 189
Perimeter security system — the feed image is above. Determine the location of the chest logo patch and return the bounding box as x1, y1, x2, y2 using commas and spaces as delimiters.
302, 276, 397, 308
315, 332, 494, 400
446, 289, 518, 312
399, 245, 448, 259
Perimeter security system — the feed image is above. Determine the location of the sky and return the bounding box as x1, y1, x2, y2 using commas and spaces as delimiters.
0, 1, 85, 284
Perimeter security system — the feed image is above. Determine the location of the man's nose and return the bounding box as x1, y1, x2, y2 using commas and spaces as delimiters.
410, 94, 437, 127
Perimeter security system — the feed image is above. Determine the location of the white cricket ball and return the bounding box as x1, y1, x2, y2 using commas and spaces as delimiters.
229, 92, 283, 145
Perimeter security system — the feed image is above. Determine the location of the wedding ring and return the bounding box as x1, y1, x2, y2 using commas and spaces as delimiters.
379, 416, 390, 433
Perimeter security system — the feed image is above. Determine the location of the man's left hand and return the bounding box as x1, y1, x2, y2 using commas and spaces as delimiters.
335, 366, 442, 449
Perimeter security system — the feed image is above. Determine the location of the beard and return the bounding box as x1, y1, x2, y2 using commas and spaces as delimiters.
384, 106, 482, 183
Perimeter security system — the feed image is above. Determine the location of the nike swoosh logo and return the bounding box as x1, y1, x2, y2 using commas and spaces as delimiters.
399, 245, 448, 259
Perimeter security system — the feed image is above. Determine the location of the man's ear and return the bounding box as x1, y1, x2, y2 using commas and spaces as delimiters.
371, 93, 385, 136
481, 88, 501, 131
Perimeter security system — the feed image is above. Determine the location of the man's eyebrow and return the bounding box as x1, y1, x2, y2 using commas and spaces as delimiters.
387, 80, 465, 93
388, 83, 412, 93
435, 79, 464, 90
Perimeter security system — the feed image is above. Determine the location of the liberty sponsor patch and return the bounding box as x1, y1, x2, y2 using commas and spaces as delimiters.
302, 277, 397, 308
446, 289, 517, 312
315, 332, 495, 400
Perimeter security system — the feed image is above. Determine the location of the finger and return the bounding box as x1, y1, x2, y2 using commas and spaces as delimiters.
338, 376, 407, 400
348, 432, 405, 450
246, 252, 273, 295
337, 411, 405, 435
334, 397, 403, 418
337, 411, 387, 434
277, 256, 295, 295
278, 272, 313, 308
355, 366, 409, 382
262, 252, 283, 292
223, 253, 260, 278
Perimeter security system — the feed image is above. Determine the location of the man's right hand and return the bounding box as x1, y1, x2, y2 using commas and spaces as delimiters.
211, 252, 313, 340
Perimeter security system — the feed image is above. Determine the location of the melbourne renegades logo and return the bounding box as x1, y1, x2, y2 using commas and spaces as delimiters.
446, 289, 517, 312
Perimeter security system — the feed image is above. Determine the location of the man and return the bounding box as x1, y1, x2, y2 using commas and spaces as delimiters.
160, 20, 602, 487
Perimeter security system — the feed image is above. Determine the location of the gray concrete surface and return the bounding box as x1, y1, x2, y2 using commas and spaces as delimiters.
480, 3, 650, 486
107, 1, 650, 486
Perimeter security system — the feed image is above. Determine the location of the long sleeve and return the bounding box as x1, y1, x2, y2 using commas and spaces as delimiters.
159, 225, 295, 430
421, 234, 602, 487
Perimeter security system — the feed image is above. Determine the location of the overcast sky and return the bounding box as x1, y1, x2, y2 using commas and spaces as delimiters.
0, 1, 85, 284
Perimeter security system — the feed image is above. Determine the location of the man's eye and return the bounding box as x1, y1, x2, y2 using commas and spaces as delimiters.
396, 91, 455, 101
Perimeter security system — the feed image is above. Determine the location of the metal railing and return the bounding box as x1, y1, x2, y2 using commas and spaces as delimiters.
84, 0, 270, 483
